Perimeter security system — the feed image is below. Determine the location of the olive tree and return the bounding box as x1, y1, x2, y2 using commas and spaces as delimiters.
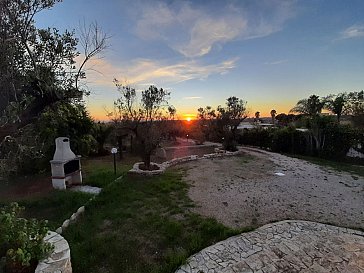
113, 80, 173, 169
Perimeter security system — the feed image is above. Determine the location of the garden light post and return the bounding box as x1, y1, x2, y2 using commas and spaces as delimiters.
111, 147, 118, 175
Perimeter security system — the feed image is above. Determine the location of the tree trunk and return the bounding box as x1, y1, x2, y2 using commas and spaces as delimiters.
97, 142, 104, 155
117, 135, 123, 159
130, 135, 133, 153
143, 152, 151, 170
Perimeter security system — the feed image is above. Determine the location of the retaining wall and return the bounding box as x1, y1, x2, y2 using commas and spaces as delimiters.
35, 232, 72, 273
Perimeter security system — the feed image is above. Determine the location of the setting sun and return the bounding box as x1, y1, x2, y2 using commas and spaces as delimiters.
183, 113, 195, 121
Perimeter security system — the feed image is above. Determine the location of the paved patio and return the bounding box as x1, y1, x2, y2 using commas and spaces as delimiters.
175, 220, 364, 273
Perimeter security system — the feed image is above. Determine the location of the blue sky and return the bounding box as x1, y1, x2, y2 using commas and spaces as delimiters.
35, 0, 364, 119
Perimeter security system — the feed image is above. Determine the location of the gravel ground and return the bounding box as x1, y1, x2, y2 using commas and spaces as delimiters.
181, 147, 364, 230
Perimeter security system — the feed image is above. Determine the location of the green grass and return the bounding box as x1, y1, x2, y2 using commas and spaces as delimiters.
64, 168, 250, 273
20, 191, 92, 229
82, 157, 134, 187
289, 154, 364, 178
0, 157, 134, 229
0, 191, 91, 230
1, 156, 252, 272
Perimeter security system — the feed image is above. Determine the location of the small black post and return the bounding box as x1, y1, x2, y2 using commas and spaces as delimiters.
111, 147, 118, 175
113, 153, 116, 175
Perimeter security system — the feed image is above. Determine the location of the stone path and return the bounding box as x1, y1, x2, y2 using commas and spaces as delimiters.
175, 220, 364, 273
70, 185, 102, 194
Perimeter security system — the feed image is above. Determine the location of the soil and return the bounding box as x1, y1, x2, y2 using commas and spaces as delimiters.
180, 147, 364, 230
138, 163, 160, 171
0, 174, 53, 201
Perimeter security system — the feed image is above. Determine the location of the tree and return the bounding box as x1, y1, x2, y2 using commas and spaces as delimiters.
92, 122, 113, 155
270, 109, 277, 125
290, 95, 325, 117
0, 0, 108, 174
275, 113, 297, 126
76, 21, 109, 91
113, 80, 172, 169
167, 106, 176, 120
346, 91, 364, 128
217, 97, 248, 151
324, 93, 347, 122
196, 106, 217, 141
254, 111, 260, 123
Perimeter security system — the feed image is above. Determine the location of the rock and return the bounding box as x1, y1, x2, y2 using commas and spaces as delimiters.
62, 219, 70, 229
55, 227, 62, 234
77, 206, 85, 214
155, 147, 167, 159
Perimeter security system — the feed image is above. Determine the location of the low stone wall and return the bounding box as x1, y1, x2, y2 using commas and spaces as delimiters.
55, 205, 85, 234
128, 148, 245, 175
347, 147, 364, 159
35, 232, 72, 273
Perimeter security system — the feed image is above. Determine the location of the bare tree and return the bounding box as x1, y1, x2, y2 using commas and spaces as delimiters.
75, 21, 110, 90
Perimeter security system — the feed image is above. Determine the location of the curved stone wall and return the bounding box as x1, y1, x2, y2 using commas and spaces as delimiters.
35, 232, 72, 273
128, 149, 245, 175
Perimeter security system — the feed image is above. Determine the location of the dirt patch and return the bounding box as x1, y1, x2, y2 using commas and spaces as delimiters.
182, 147, 364, 230
0, 174, 53, 201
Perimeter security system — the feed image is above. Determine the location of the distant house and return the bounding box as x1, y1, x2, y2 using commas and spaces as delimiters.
237, 121, 275, 131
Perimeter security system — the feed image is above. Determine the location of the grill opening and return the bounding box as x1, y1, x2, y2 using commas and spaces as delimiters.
64, 160, 80, 175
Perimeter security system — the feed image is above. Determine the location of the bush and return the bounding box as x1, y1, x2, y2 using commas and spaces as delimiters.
319, 124, 358, 159
238, 128, 272, 148
238, 122, 360, 160
0, 203, 53, 273
271, 127, 308, 155
222, 132, 237, 151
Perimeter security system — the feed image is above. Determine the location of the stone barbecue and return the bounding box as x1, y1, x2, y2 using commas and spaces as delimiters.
50, 137, 82, 190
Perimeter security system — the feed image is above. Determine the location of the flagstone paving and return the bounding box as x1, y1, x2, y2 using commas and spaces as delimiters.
175, 220, 364, 273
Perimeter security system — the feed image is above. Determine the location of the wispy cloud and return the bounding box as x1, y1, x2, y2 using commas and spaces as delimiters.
340, 24, 364, 39
183, 96, 202, 100
134, 0, 296, 58
264, 59, 288, 65
83, 57, 239, 88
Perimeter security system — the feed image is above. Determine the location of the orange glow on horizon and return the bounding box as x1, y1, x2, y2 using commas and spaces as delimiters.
182, 113, 196, 120
88, 103, 295, 122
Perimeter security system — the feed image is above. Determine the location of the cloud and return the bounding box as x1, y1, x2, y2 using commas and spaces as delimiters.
134, 0, 296, 57
83, 57, 239, 88
264, 59, 288, 65
183, 96, 202, 100
340, 24, 364, 39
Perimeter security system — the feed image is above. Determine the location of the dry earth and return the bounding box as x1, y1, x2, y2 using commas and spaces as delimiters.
181, 147, 364, 230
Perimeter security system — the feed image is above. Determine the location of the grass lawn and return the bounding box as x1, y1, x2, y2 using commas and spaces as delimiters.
1, 153, 246, 272
0, 155, 135, 229
289, 154, 364, 178
63, 168, 249, 273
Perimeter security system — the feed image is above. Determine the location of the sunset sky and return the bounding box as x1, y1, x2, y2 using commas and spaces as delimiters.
35, 0, 364, 120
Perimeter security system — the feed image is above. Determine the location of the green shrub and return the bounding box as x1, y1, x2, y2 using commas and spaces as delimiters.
354, 129, 364, 153
238, 128, 272, 148
271, 127, 308, 155
0, 203, 53, 271
222, 132, 237, 151
319, 124, 358, 159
